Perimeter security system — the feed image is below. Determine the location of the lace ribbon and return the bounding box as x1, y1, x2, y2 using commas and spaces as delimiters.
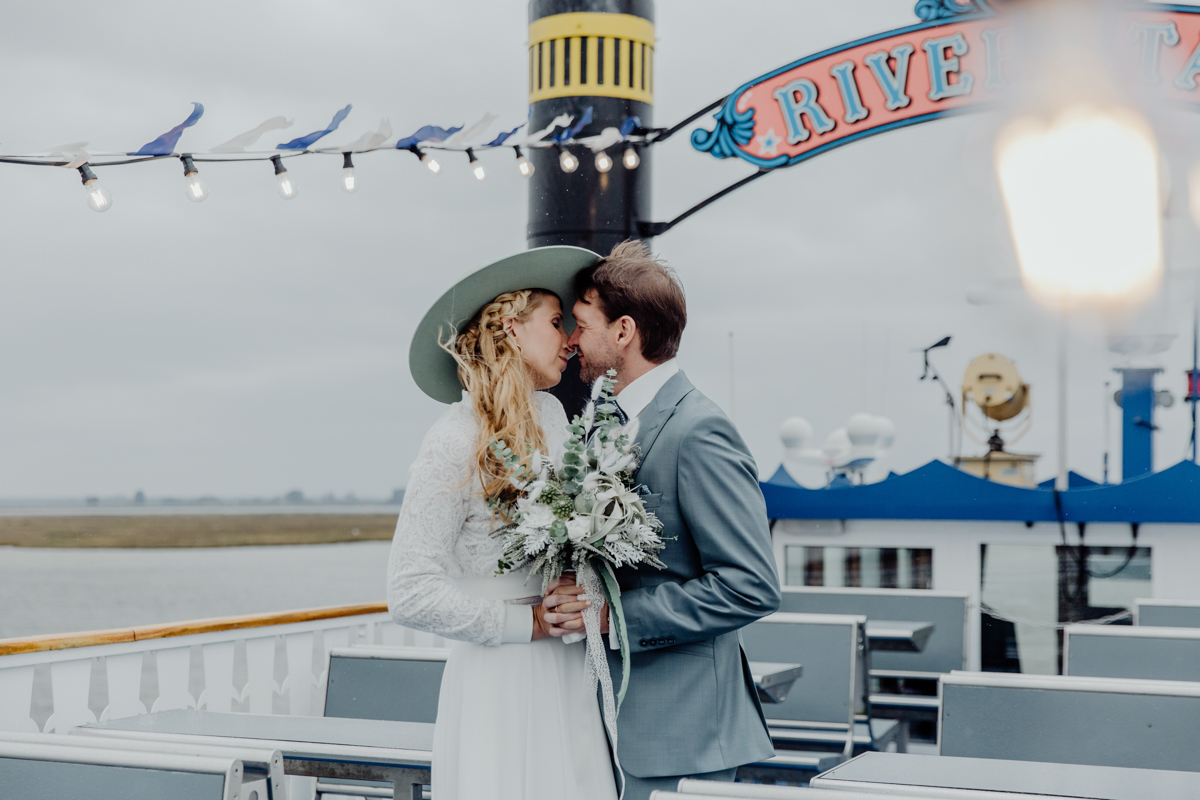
576, 559, 625, 800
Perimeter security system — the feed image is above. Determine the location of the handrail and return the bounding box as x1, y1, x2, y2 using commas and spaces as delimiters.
0, 601, 389, 656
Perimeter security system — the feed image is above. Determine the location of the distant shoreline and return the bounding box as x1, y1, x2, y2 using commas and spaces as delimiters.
0, 513, 398, 548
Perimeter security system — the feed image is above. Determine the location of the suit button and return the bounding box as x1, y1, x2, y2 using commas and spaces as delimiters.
667, 638, 675, 644
657, 638, 666, 646
639, 639, 648, 647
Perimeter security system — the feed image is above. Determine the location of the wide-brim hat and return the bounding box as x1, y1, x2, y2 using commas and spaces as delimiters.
409, 245, 602, 404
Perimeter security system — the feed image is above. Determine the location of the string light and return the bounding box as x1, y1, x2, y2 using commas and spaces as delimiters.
271, 155, 297, 200
514, 146, 534, 177
467, 147, 485, 181
622, 146, 640, 170
557, 145, 579, 173
77, 164, 112, 213
341, 152, 357, 193
179, 155, 208, 203
594, 150, 613, 173
407, 145, 440, 174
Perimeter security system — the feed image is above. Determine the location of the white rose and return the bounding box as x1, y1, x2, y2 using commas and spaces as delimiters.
566, 516, 591, 544
522, 503, 556, 530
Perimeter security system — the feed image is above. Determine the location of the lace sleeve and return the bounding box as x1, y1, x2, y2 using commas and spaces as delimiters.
386, 407, 509, 646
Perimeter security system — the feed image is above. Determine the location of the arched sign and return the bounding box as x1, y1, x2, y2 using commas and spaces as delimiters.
692, 1, 1200, 169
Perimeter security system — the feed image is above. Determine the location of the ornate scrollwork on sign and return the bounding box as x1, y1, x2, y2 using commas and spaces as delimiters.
915, 0, 993, 21
690, 102, 758, 160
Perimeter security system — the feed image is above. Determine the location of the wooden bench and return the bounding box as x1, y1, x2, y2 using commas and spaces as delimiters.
737, 613, 902, 782
0, 735, 245, 800
779, 588, 966, 735
1066, 624, 1200, 682
939, 671, 1200, 772
84, 709, 433, 800
1135, 598, 1200, 628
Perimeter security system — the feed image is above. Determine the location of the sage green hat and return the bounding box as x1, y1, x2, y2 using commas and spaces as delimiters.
409, 245, 602, 404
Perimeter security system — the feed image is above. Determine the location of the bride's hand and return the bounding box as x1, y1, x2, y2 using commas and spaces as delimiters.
534, 577, 591, 639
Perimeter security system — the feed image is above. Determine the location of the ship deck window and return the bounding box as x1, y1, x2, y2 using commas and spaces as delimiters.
785, 546, 932, 589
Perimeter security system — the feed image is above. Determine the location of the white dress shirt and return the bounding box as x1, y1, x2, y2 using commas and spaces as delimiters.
613, 358, 679, 419
606, 357, 678, 647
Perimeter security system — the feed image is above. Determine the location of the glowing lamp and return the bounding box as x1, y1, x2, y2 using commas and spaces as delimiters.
995, 104, 1163, 310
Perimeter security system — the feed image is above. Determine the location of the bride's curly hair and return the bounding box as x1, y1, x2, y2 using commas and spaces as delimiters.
442, 289, 551, 505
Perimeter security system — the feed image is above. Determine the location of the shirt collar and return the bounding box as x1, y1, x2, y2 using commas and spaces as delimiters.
613, 358, 679, 420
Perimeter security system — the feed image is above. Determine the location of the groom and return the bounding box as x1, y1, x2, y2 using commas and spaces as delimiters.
544, 240, 781, 799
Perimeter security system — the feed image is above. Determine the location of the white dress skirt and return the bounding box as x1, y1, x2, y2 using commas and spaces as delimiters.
432, 570, 618, 800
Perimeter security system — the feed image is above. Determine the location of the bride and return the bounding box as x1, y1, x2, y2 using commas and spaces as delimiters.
387, 247, 617, 800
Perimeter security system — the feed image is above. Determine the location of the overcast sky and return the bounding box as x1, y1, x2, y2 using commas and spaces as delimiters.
4, 0, 1200, 500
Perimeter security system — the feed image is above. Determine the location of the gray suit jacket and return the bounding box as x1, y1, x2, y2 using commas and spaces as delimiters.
605, 370, 780, 778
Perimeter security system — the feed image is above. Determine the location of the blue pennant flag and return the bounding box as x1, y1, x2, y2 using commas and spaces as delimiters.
129, 103, 204, 156
554, 107, 593, 142
278, 105, 352, 150
394, 124, 463, 150
620, 116, 642, 137
486, 123, 525, 147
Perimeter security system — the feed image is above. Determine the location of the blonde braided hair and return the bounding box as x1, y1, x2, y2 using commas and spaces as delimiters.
442, 289, 551, 505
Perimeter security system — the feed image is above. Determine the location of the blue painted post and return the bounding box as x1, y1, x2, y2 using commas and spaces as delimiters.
1115, 368, 1162, 480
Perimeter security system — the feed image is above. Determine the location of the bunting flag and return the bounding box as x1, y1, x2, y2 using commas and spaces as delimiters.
486, 123, 525, 147
393, 124, 463, 150
211, 117, 293, 153
442, 113, 498, 149
554, 107, 593, 142
39, 141, 91, 169
521, 113, 573, 146
129, 103, 204, 156
620, 116, 641, 137
320, 118, 393, 152
277, 104, 352, 150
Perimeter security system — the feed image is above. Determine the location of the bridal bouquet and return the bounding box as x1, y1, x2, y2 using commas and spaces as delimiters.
488, 370, 665, 761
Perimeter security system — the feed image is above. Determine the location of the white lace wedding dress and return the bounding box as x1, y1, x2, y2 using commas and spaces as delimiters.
387, 391, 617, 800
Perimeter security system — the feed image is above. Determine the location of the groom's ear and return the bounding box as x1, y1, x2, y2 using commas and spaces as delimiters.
614, 315, 640, 351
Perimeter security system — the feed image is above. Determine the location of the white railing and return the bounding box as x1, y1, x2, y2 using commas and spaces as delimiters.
0, 603, 447, 735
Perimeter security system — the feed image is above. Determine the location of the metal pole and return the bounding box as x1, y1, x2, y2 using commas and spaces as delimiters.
1193, 301, 1198, 463
728, 330, 735, 422
1057, 321, 1068, 491
1103, 380, 1110, 484
529, 0, 655, 418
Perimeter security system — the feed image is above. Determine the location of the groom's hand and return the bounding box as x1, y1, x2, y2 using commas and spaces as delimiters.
541, 575, 592, 636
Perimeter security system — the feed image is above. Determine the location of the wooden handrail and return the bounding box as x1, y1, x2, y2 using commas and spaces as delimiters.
0, 602, 389, 656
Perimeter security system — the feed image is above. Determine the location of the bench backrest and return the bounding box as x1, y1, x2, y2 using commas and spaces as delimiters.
0, 738, 240, 800
939, 671, 1200, 772
1066, 625, 1200, 682
324, 646, 447, 723
1135, 599, 1200, 628
780, 587, 967, 673
739, 612, 867, 726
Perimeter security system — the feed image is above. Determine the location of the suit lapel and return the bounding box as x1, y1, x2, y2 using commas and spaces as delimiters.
633, 371, 694, 472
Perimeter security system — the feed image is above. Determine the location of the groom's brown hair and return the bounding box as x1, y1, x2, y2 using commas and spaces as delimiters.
573, 239, 687, 363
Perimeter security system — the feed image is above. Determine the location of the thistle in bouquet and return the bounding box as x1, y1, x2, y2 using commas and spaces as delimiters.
488, 370, 666, 718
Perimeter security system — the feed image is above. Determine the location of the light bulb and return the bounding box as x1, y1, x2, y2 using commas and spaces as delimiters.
277, 172, 297, 200
559, 148, 579, 173
77, 165, 111, 213
466, 148, 485, 181
84, 180, 112, 213
179, 155, 206, 203
595, 150, 613, 173
514, 146, 534, 177
426, 157, 441, 174
341, 152, 357, 193
271, 155, 297, 200
184, 173, 208, 203
622, 146, 640, 170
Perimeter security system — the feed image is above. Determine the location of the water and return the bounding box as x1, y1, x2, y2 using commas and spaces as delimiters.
0, 542, 391, 639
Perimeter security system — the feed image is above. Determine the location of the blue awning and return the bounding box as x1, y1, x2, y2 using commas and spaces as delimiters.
762, 459, 1200, 524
